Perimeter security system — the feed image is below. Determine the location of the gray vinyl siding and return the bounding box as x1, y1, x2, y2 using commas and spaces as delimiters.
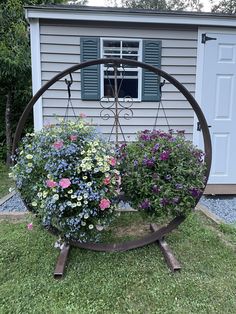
39, 22, 197, 141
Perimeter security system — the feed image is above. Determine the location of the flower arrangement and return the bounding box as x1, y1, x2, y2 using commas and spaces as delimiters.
11, 119, 120, 242
119, 129, 206, 218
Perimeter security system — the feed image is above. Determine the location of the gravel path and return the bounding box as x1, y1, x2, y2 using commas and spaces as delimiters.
200, 196, 236, 224
1, 192, 236, 225
0, 192, 28, 212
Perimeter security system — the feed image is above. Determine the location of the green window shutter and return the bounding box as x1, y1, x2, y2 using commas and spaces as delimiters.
142, 40, 162, 102
80, 37, 100, 100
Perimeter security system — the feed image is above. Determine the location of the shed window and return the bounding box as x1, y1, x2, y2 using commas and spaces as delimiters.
80, 37, 162, 102
101, 39, 141, 100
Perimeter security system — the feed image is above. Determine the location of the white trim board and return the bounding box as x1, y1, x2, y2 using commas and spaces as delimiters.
30, 19, 43, 131
25, 7, 236, 28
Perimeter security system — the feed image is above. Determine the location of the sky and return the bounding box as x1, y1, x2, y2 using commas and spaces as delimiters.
87, 0, 215, 12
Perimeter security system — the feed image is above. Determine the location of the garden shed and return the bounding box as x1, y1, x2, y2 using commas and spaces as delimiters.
25, 5, 236, 193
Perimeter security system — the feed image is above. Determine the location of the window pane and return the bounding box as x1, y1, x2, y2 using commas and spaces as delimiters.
104, 78, 138, 98
103, 40, 121, 56
122, 41, 139, 55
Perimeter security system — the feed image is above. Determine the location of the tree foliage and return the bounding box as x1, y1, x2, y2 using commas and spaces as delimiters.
0, 0, 87, 163
211, 0, 236, 13
119, 0, 203, 11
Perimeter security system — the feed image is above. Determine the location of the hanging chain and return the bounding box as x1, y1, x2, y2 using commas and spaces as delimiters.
153, 80, 171, 131
63, 73, 78, 122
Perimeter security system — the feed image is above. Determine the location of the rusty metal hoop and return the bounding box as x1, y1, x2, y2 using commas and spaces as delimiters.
12, 58, 212, 252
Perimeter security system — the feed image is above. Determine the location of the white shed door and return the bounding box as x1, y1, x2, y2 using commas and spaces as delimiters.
202, 33, 236, 184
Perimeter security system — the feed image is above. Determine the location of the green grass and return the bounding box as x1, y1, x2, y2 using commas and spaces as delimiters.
0, 162, 14, 198
1, 212, 236, 314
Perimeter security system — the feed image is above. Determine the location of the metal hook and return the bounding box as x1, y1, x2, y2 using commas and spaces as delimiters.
65, 73, 73, 99
160, 80, 165, 94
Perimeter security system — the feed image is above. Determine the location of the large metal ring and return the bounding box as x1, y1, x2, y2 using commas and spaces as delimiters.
12, 58, 212, 252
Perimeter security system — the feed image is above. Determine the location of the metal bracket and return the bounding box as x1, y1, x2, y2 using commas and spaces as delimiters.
202, 34, 217, 44
197, 122, 211, 131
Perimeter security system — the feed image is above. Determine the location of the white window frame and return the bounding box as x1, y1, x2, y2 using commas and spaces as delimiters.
100, 37, 142, 101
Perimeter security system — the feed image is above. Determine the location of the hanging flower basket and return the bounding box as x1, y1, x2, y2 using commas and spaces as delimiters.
118, 129, 206, 219
11, 119, 120, 242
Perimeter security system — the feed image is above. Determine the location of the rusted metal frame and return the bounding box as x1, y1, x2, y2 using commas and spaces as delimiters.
54, 243, 70, 279
150, 223, 181, 272
12, 57, 212, 254
46, 215, 185, 252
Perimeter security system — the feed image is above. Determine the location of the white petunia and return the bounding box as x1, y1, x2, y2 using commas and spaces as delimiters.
53, 194, 59, 201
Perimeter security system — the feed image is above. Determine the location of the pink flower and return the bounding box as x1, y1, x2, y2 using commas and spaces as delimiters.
53, 140, 64, 150
59, 178, 71, 189
70, 135, 78, 141
79, 113, 87, 118
103, 177, 111, 185
99, 198, 111, 210
27, 223, 33, 230
46, 180, 57, 188
108, 157, 116, 166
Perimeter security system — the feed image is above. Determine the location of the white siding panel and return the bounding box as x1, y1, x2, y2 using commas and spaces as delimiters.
40, 23, 197, 139
162, 57, 196, 66
43, 90, 190, 101
40, 25, 197, 40
41, 35, 80, 45
42, 80, 195, 93
42, 71, 80, 81
43, 107, 193, 118
41, 53, 80, 63
41, 44, 80, 54
42, 99, 192, 109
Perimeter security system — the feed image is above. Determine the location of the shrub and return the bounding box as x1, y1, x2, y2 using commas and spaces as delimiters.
11, 119, 120, 242
119, 129, 206, 218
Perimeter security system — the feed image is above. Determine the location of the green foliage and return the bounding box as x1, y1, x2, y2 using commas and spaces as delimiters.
211, 0, 236, 13
0, 162, 14, 198
120, 0, 203, 11
1, 212, 236, 313
11, 120, 119, 241
119, 130, 206, 218
0, 0, 82, 163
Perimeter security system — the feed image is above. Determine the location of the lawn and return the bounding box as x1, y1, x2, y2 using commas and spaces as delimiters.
0, 162, 14, 198
1, 211, 236, 314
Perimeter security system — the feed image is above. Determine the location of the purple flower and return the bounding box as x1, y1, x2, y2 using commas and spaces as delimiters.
140, 199, 151, 209
143, 157, 155, 168
172, 197, 180, 205
165, 174, 172, 181
160, 150, 170, 161
160, 198, 169, 206
189, 187, 201, 198
146, 159, 155, 168
152, 143, 160, 153
175, 183, 183, 190
140, 134, 150, 141
139, 130, 151, 141
152, 185, 160, 194
133, 160, 138, 167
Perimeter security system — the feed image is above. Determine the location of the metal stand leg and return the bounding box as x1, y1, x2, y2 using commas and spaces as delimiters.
54, 243, 70, 279
150, 223, 181, 272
